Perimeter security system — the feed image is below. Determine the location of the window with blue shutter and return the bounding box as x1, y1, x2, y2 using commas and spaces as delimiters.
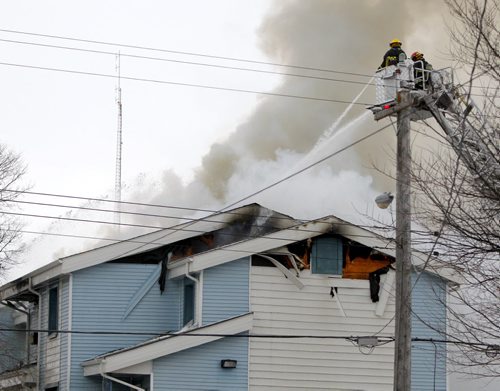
48, 286, 58, 335
183, 279, 195, 326
311, 237, 343, 275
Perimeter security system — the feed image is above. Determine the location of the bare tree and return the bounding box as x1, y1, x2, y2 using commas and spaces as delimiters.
0, 144, 27, 279
410, 0, 499, 378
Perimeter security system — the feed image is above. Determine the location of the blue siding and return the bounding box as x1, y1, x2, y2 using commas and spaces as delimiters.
202, 258, 250, 325
38, 286, 47, 388
153, 335, 248, 390
70, 263, 182, 390
411, 271, 447, 391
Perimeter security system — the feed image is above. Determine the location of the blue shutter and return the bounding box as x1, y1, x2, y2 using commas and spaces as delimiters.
311, 237, 343, 275
48, 286, 58, 334
183, 280, 195, 325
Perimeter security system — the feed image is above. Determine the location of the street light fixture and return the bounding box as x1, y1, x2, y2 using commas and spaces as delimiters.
375, 192, 394, 209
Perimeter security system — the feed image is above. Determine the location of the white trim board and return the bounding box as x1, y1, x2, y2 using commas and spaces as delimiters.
82, 313, 253, 376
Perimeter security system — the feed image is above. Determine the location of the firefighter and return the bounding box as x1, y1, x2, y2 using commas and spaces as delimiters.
379, 39, 407, 69
411, 51, 433, 89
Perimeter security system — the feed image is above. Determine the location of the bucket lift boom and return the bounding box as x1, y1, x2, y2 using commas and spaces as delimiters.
368, 61, 500, 193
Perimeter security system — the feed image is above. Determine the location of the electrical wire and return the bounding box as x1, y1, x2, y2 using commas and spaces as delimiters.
0, 29, 495, 94
4, 199, 399, 238
0, 61, 372, 106
0, 327, 388, 340
0, 211, 398, 248
0, 36, 495, 97
0, 38, 377, 89
0, 327, 495, 349
1, 192, 472, 241
0, 28, 375, 79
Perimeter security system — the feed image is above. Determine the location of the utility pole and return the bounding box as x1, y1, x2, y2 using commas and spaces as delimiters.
369, 63, 428, 389
394, 89, 412, 390
115, 52, 123, 231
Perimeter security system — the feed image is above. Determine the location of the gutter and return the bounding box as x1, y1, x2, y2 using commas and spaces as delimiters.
27, 278, 41, 391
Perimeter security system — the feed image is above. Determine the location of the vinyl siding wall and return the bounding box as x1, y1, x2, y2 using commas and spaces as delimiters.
70, 263, 182, 390
153, 335, 248, 390
58, 276, 70, 390
38, 280, 63, 388
202, 257, 250, 325
249, 267, 396, 391
29, 303, 38, 365
411, 271, 447, 391
146, 258, 251, 389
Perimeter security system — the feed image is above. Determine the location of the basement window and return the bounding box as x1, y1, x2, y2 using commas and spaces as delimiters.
311, 236, 343, 275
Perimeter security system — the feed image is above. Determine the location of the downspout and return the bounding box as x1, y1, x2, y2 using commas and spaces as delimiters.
100, 361, 145, 391
28, 278, 41, 391
66, 273, 73, 391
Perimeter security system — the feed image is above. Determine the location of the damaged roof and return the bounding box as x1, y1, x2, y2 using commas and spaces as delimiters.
0, 203, 461, 301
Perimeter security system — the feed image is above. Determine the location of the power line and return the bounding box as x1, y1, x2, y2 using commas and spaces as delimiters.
1, 193, 474, 241
0, 28, 374, 79
0, 61, 372, 106
0, 34, 495, 96
0, 327, 394, 342
0, 327, 495, 349
3, 189, 222, 215
1, 28, 496, 94
6, 198, 394, 235
0, 38, 377, 89
1, 211, 398, 247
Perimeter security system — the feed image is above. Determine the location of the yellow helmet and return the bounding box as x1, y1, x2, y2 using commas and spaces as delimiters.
390, 39, 402, 47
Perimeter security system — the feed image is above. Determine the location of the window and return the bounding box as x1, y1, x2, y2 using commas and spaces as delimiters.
48, 286, 58, 335
183, 279, 195, 326
311, 237, 343, 275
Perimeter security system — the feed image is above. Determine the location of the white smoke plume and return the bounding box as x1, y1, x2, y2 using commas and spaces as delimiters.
23, 0, 450, 266
133, 0, 447, 219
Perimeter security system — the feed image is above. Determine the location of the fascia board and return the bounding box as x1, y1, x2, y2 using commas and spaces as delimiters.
60, 219, 231, 274
167, 218, 336, 279
0, 263, 62, 301
82, 312, 253, 376
0, 282, 29, 301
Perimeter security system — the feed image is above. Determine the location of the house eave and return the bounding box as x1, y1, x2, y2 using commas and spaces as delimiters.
167, 216, 337, 278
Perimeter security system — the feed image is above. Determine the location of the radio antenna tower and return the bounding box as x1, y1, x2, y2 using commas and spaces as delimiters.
114, 52, 123, 229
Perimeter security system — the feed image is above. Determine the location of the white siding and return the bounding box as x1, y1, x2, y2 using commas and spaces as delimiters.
249, 267, 395, 391
43, 280, 62, 387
